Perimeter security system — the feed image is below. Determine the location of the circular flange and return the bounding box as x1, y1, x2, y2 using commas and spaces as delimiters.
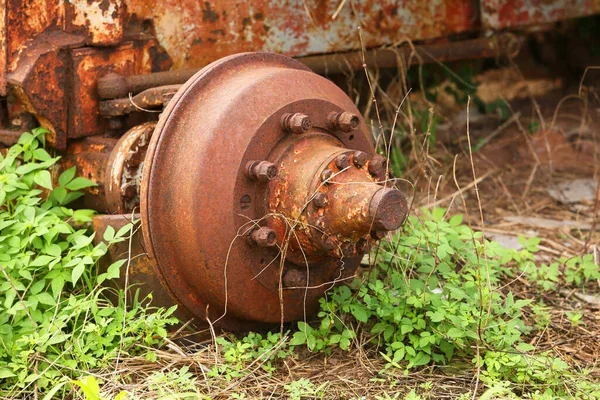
141, 53, 374, 329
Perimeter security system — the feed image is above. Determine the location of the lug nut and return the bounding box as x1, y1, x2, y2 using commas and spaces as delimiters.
283, 269, 307, 288
353, 151, 368, 168
249, 227, 278, 247
246, 160, 278, 182
368, 155, 388, 179
335, 153, 351, 170
328, 111, 360, 132
321, 169, 334, 184
313, 192, 328, 208
281, 113, 312, 134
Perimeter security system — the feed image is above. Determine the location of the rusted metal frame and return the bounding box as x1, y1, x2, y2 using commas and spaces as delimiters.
481, 0, 600, 30
99, 85, 181, 117
98, 69, 196, 100
298, 35, 521, 75
92, 36, 518, 102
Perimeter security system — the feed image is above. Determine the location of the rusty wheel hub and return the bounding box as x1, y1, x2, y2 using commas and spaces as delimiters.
141, 53, 407, 329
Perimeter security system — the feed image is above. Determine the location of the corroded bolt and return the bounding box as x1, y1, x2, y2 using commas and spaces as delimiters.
321, 169, 334, 184
246, 160, 278, 182
281, 113, 312, 134
313, 192, 328, 208
249, 227, 278, 247
283, 269, 307, 288
335, 153, 351, 170
369, 188, 408, 231
353, 151, 368, 168
120, 182, 137, 199
356, 238, 371, 254
328, 111, 360, 132
368, 155, 388, 179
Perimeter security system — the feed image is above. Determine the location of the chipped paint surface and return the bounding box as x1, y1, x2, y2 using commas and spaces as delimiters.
481, 0, 600, 29
125, 0, 478, 69
68, 0, 124, 45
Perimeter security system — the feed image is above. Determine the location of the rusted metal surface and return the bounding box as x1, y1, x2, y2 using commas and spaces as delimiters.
69, 36, 172, 139
67, 0, 124, 46
98, 69, 196, 99
299, 35, 521, 75
99, 85, 180, 117
6, 31, 85, 149
59, 135, 116, 212
481, 0, 600, 29
105, 122, 155, 213
267, 132, 407, 265
125, 0, 478, 70
141, 53, 407, 329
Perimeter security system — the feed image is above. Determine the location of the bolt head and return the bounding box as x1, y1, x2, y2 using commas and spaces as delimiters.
335, 153, 351, 170
321, 169, 334, 184
353, 151, 368, 168
249, 226, 278, 247
337, 112, 360, 132
329, 111, 360, 132
368, 155, 387, 180
281, 113, 312, 134
247, 161, 277, 182
313, 192, 328, 208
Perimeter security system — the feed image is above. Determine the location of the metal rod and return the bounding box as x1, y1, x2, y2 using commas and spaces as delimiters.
96, 36, 521, 100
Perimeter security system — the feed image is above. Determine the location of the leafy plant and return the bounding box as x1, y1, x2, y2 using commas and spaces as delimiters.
208, 331, 292, 380
0, 128, 177, 397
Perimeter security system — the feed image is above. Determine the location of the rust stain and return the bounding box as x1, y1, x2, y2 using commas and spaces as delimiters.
69, 37, 171, 138
124, 0, 479, 70
481, 0, 600, 29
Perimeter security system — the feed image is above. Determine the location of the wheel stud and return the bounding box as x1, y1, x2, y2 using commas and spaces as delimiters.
353, 151, 368, 168
328, 111, 360, 132
368, 155, 387, 179
321, 169, 334, 184
313, 192, 328, 208
246, 160, 277, 182
281, 113, 312, 134
335, 153, 351, 170
249, 227, 278, 247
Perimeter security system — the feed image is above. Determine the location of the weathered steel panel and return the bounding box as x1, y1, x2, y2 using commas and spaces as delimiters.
125, 0, 479, 70
66, 0, 125, 45
68, 36, 172, 138
481, 0, 600, 29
